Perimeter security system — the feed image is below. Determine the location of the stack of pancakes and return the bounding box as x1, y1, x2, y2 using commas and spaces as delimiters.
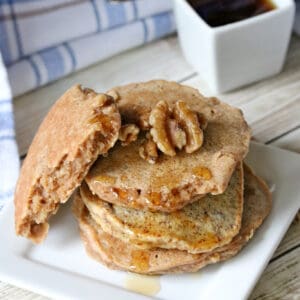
74, 81, 271, 274
14, 80, 271, 275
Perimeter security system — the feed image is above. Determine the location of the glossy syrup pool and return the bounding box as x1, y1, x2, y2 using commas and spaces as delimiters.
188, 0, 276, 27
130, 250, 150, 272
124, 273, 161, 296
192, 166, 212, 180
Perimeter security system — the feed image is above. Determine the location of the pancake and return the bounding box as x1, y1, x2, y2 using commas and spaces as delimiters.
73, 164, 271, 274
86, 80, 251, 212
80, 164, 244, 254
14, 85, 121, 243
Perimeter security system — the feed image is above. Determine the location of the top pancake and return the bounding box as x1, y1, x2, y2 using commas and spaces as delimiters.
86, 80, 251, 212
14, 85, 121, 243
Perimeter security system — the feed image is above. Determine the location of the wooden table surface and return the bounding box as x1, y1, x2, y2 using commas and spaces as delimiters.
1, 34, 299, 299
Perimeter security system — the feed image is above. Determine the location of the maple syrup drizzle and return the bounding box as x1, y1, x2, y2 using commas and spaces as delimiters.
93, 175, 116, 185
130, 250, 150, 272
124, 273, 161, 296
145, 192, 161, 206
193, 233, 220, 249
89, 113, 112, 131
192, 166, 212, 180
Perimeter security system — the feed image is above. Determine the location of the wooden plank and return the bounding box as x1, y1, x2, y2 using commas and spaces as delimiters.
251, 103, 300, 143
14, 36, 193, 156
250, 247, 300, 300
271, 127, 300, 153
272, 217, 300, 260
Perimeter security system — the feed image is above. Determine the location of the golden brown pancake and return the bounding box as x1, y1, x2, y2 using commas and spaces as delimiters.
80, 163, 244, 254
15, 85, 121, 243
73, 164, 271, 274
86, 80, 251, 212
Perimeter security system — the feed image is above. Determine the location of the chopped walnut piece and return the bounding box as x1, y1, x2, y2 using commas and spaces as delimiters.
139, 135, 158, 164
135, 106, 151, 130
149, 101, 176, 156
166, 119, 187, 150
139, 114, 151, 131
197, 112, 208, 130
173, 101, 204, 153
118, 124, 140, 146
82, 87, 95, 96
92, 94, 113, 109
106, 89, 120, 101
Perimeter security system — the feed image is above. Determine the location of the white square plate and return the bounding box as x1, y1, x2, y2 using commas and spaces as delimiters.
0, 142, 299, 300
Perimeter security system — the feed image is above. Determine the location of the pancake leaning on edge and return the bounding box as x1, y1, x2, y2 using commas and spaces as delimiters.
80, 164, 244, 254
73, 164, 271, 274
14, 85, 121, 243
85, 80, 251, 212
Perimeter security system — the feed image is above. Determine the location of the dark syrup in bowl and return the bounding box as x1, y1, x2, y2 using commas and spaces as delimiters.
188, 0, 276, 27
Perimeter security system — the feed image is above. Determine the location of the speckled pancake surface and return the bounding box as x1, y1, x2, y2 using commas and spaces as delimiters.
86, 80, 251, 212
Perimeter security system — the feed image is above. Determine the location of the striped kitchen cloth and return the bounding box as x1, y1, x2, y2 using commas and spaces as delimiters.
0, 54, 19, 211
0, 0, 175, 211
8, 10, 175, 96
1, 0, 175, 96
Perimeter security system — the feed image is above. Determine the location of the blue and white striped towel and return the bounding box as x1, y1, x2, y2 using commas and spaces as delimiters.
0, 0, 175, 212
0, 54, 19, 211
1, 0, 173, 67
1, 0, 175, 96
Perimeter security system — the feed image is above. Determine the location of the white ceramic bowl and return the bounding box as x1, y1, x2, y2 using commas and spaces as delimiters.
174, 0, 295, 93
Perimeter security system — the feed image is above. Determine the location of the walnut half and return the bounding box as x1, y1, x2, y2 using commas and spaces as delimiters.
173, 101, 204, 153
148, 100, 205, 158
149, 101, 176, 156
166, 119, 186, 150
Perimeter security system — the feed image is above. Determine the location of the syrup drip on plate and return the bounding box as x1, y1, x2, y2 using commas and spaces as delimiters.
124, 273, 161, 296
130, 250, 150, 272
